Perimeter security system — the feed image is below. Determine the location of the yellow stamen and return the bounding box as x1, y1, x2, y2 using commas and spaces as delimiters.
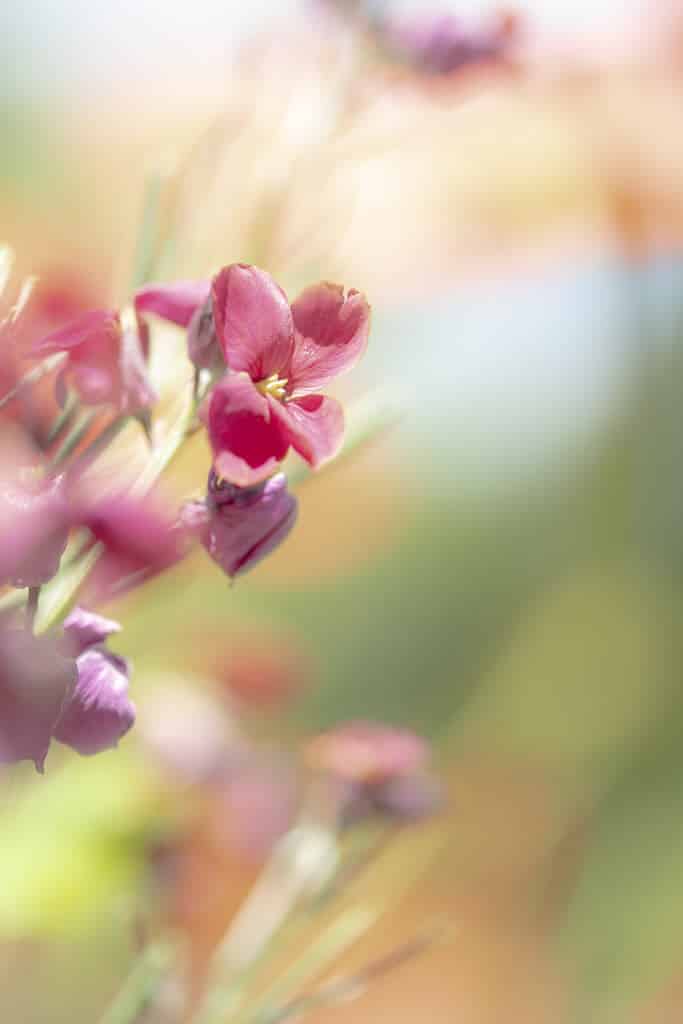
255, 373, 288, 401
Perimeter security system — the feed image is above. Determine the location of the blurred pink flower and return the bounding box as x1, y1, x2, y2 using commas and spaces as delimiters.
54, 607, 134, 756
33, 309, 156, 413
306, 721, 442, 824
182, 469, 297, 579
203, 264, 370, 486
386, 9, 519, 76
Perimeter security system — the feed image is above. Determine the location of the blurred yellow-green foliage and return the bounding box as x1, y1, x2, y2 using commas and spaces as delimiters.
4, 1, 683, 1021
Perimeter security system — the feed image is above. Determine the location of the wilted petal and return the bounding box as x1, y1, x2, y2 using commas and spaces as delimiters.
0, 470, 71, 587
289, 284, 370, 395
211, 265, 294, 380
54, 648, 134, 755
271, 393, 344, 469
201, 472, 298, 578
62, 606, 121, 655
205, 373, 289, 487
0, 629, 76, 771
134, 280, 210, 328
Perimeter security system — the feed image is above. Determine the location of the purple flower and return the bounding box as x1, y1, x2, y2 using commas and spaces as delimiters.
386, 10, 517, 76
182, 470, 298, 578
0, 627, 76, 771
53, 607, 135, 756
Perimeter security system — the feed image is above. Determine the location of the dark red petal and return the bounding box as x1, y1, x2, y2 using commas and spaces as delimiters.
270, 393, 344, 469
288, 283, 370, 395
207, 373, 290, 487
134, 280, 210, 328
211, 265, 294, 380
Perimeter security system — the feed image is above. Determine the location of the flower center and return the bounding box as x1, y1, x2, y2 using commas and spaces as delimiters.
255, 373, 288, 401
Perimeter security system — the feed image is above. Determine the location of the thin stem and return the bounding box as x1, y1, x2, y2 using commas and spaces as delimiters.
45, 393, 79, 445
98, 940, 175, 1024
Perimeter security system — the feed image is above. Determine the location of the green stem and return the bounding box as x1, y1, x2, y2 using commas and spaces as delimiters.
25, 587, 40, 630
98, 940, 175, 1024
51, 410, 98, 467
45, 393, 79, 445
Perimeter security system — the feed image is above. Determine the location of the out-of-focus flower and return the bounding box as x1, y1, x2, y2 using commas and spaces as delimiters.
81, 486, 188, 594
306, 721, 443, 823
216, 749, 301, 859
53, 607, 134, 756
0, 627, 76, 771
210, 628, 310, 708
137, 680, 237, 784
0, 466, 70, 587
203, 264, 369, 486
385, 9, 519, 77
182, 469, 297, 579
33, 309, 156, 413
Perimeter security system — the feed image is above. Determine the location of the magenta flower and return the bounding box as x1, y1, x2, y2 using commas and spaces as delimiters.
53, 607, 135, 756
0, 627, 76, 771
202, 264, 370, 486
33, 309, 156, 412
182, 469, 297, 578
0, 468, 71, 587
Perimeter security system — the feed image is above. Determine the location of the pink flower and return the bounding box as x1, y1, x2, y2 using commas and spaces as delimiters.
33, 309, 157, 413
203, 264, 370, 486
305, 721, 443, 824
182, 469, 297, 578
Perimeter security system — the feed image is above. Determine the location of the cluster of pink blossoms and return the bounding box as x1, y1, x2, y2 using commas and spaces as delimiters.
0, 263, 370, 771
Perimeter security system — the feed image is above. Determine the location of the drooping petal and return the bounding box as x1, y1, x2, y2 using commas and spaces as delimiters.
211, 265, 294, 380
288, 283, 370, 395
201, 472, 298, 577
0, 629, 76, 771
62, 607, 121, 656
134, 280, 210, 328
270, 393, 344, 469
54, 648, 134, 756
205, 373, 290, 487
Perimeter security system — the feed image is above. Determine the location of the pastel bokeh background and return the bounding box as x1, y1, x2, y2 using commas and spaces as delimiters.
3, 1, 683, 1021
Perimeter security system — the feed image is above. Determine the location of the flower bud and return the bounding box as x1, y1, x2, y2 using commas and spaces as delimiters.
187, 295, 223, 372
54, 608, 134, 756
183, 470, 297, 578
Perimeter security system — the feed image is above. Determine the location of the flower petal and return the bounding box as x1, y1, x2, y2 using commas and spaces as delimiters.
205, 373, 289, 487
54, 649, 134, 756
288, 283, 370, 394
211, 265, 294, 380
118, 325, 158, 413
62, 607, 121, 656
0, 629, 76, 772
32, 309, 120, 355
271, 394, 344, 469
134, 281, 210, 328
